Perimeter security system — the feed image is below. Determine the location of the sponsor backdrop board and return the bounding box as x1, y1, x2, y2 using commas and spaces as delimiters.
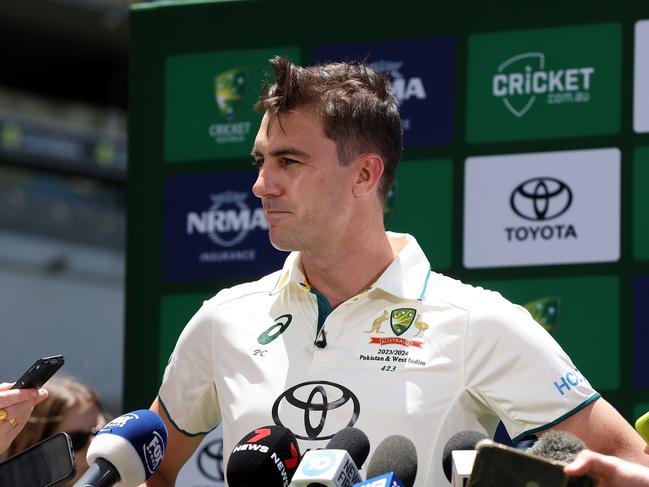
386, 159, 453, 269
635, 148, 649, 260
165, 47, 299, 162
163, 170, 287, 282
312, 38, 456, 147
176, 425, 225, 487
635, 21, 649, 133
126, 1, 649, 431
474, 276, 620, 391
464, 148, 620, 268
634, 276, 649, 389
467, 23, 621, 143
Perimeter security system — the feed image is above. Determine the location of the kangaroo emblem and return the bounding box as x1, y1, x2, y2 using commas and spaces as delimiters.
413, 313, 429, 338
366, 310, 389, 333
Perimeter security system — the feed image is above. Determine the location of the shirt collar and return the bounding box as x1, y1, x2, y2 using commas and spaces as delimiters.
270, 232, 431, 300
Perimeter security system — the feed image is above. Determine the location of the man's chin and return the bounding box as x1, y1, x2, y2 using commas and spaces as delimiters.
268, 234, 300, 253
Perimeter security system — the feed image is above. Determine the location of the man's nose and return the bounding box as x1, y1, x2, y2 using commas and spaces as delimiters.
252, 165, 281, 198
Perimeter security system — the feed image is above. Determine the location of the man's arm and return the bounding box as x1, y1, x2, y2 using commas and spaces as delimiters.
547, 397, 649, 466
142, 397, 206, 487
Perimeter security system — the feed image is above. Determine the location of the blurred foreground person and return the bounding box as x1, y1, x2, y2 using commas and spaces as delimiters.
565, 449, 649, 487
5, 377, 106, 486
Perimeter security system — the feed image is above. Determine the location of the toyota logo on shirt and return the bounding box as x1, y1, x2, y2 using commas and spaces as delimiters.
510, 177, 573, 221
271, 381, 361, 441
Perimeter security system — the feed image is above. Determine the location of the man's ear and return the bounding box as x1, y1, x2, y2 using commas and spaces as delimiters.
352, 153, 385, 197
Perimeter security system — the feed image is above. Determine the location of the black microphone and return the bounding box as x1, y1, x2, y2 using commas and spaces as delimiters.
442, 430, 488, 483
226, 425, 301, 487
325, 427, 370, 468
365, 435, 418, 487
74, 409, 168, 487
526, 430, 586, 462
314, 329, 327, 348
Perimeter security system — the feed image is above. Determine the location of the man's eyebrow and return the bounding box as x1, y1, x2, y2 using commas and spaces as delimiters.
251, 146, 311, 158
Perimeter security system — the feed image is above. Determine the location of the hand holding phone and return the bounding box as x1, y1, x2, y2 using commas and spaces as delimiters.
11, 355, 64, 390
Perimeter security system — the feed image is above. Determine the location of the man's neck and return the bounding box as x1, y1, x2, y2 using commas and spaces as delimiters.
300, 228, 399, 309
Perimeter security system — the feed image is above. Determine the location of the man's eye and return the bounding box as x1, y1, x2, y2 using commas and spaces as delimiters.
282, 158, 298, 165
252, 158, 264, 169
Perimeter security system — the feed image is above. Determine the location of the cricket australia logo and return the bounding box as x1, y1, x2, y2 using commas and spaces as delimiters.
492, 52, 595, 118
214, 68, 248, 122
390, 308, 416, 336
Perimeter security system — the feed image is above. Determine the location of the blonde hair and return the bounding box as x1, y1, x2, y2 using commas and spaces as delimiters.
6, 376, 103, 458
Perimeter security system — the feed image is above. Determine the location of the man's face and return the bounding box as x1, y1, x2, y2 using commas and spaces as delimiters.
252, 107, 356, 253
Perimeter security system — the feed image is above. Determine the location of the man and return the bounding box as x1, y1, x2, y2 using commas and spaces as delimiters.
144, 57, 647, 486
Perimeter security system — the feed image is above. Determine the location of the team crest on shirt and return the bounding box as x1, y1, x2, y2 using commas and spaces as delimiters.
365, 308, 425, 348
390, 308, 416, 336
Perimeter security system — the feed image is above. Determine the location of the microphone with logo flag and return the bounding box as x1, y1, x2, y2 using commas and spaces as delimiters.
226, 425, 301, 487
290, 427, 370, 487
442, 430, 488, 486
73, 409, 167, 487
353, 435, 417, 487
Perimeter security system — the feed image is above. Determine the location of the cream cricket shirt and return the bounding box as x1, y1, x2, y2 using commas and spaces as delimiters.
159, 232, 598, 487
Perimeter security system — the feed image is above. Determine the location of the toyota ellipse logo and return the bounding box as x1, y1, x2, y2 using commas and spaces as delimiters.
510, 177, 573, 221
271, 381, 360, 441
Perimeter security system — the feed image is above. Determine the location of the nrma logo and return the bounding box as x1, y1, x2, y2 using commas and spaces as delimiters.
186, 191, 267, 248
369, 59, 427, 105
492, 52, 594, 117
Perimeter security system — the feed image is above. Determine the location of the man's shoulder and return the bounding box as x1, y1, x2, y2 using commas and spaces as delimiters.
204, 269, 283, 309
423, 272, 510, 312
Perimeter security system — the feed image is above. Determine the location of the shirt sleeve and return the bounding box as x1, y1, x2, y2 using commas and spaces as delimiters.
464, 289, 599, 441
158, 301, 221, 436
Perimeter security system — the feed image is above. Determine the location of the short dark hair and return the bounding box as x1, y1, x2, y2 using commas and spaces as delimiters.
255, 56, 403, 202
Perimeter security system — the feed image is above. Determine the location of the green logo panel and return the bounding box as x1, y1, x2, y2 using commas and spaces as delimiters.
635, 147, 649, 260
473, 276, 620, 391
164, 46, 300, 162
385, 159, 453, 269
159, 292, 214, 381
467, 23, 621, 143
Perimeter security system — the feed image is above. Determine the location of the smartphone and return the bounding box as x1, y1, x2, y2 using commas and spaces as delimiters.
11, 355, 64, 390
469, 439, 595, 487
0, 432, 76, 487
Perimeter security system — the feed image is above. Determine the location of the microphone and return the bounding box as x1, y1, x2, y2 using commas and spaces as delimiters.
441, 431, 487, 485
526, 430, 586, 462
360, 435, 418, 487
74, 409, 168, 487
290, 427, 369, 487
636, 411, 649, 443
226, 425, 301, 487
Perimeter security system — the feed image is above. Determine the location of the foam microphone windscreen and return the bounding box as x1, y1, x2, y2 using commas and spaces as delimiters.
366, 435, 418, 487
226, 425, 300, 487
526, 430, 586, 463
325, 427, 370, 468
442, 431, 488, 482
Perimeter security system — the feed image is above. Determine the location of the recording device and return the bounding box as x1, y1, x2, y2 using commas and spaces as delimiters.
363, 435, 418, 487
11, 355, 64, 389
74, 409, 167, 487
0, 432, 76, 487
226, 425, 301, 487
470, 439, 595, 487
442, 430, 487, 486
290, 428, 369, 487
635, 410, 649, 443
526, 430, 587, 463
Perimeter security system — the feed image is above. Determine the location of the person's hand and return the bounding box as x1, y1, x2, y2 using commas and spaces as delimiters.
565, 449, 649, 487
0, 382, 48, 454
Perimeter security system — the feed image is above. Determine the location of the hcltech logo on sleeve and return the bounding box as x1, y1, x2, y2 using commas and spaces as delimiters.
464, 148, 620, 268
467, 23, 621, 143
163, 171, 286, 281
164, 47, 299, 162
634, 21, 649, 133
312, 38, 456, 147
